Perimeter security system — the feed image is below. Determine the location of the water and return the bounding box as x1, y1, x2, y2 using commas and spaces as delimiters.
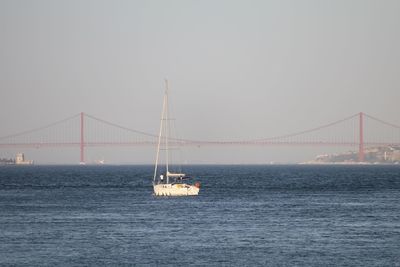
0, 165, 399, 266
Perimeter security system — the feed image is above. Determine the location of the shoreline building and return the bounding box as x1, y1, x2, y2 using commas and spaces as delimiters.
15, 153, 34, 165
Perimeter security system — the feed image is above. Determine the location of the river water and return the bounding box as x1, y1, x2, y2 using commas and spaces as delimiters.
0, 165, 399, 266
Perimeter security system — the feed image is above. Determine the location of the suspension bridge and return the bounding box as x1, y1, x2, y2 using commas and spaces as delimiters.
0, 112, 399, 163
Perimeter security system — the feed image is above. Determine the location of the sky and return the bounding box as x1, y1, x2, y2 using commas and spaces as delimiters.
0, 0, 399, 164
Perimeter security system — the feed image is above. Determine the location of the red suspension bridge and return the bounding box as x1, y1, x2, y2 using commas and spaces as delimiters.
0, 112, 399, 163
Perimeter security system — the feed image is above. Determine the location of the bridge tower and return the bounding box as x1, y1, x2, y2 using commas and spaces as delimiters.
80, 112, 85, 164
358, 112, 364, 162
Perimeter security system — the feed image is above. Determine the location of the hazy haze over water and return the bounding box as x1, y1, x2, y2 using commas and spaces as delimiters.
1, 0, 399, 163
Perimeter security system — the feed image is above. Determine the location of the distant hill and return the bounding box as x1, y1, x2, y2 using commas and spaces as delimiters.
305, 146, 400, 164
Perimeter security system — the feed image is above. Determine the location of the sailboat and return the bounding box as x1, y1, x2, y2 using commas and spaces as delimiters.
153, 80, 201, 196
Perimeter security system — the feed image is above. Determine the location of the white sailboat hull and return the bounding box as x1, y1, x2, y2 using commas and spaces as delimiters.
153, 183, 200, 196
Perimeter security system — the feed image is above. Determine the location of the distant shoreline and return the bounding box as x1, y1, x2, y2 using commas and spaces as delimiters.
2, 163, 400, 166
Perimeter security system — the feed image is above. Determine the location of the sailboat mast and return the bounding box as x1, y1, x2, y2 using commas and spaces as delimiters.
153, 84, 167, 184
165, 79, 170, 184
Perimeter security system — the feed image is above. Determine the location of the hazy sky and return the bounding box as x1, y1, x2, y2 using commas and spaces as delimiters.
1, 0, 399, 163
